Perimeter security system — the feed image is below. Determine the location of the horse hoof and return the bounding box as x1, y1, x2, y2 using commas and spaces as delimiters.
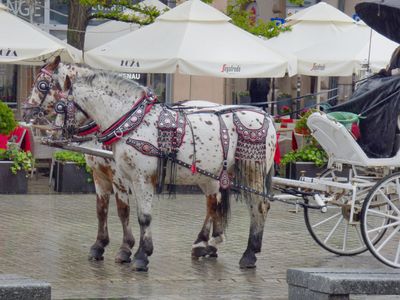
133, 259, 149, 272
191, 246, 208, 258
206, 246, 218, 258
89, 245, 105, 261
115, 249, 132, 264
239, 252, 257, 269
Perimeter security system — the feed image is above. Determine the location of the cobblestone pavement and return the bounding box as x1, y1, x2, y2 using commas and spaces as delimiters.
0, 188, 396, 299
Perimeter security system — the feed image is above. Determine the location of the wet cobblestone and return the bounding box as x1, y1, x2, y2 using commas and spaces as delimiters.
0, 192, 394, 299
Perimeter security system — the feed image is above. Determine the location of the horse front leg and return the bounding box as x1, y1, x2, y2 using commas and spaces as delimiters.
132, 181, 154, 272
89, 170, 112, 261
113, 179, 135, 264
239, 196, 270, 269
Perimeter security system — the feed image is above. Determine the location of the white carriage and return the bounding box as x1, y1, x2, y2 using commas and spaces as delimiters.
272, 111, 400, 268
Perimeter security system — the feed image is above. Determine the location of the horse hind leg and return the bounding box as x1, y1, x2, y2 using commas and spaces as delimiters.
192, 183, 230, 259
114, 180, 135, 264
89, 169, 112, 261
239, 164, 272, 269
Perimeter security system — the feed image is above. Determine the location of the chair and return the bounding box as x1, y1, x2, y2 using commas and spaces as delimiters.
25, 125, 56, 179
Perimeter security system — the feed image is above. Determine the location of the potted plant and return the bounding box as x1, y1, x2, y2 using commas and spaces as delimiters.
237, 90, 251, 103
0, 100, 33, 193
276, 93, 293, 116
280, 140, 328, 180
52, 150, 95, 193
293, 109, 317, 149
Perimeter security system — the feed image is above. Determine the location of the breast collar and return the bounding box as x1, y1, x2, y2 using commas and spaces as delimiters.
97, 94, 158, 146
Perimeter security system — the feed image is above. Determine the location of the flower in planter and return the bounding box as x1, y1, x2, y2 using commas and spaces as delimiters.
281, 105, 291, 114
294, 109, 317, 135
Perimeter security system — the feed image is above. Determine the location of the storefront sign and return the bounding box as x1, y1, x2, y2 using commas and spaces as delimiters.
4, 0, 43, 20
120, 73, 142, 80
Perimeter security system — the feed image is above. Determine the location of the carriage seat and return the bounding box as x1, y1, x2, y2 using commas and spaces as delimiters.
307, 112, 400, 168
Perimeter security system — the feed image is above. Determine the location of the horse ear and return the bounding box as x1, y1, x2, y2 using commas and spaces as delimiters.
64, 75, 71, 91
47, 56, 61, 71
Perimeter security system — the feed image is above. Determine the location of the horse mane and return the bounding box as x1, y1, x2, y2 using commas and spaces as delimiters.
75, 69, 146, 96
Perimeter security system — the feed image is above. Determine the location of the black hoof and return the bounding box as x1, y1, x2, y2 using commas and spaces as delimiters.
133, 258, 149, 272
191, 246, 208, 258
206, 246, 218, 258
115, 248, 132, 264
89, 245, 105, 261
239, 251, 257, 269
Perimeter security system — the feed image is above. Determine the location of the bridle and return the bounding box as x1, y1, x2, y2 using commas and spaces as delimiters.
27, 67, 98, 140
24, 67, 63, 124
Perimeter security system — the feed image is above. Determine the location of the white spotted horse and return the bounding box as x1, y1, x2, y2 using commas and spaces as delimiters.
25, 57, 277, 271
25, 58, 234, 266
24, 59, 136, 264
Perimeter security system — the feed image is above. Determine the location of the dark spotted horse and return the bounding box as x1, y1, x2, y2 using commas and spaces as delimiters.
25, 59, 277, 271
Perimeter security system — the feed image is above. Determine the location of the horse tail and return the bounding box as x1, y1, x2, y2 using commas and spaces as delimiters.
219, 187, 231, 229
265, 163, 274, 198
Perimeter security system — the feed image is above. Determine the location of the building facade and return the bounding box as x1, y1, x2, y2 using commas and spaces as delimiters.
2, 0, 366, 116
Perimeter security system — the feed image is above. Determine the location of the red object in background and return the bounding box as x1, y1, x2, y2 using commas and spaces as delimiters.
351, 123, 361, 140
274, 133, 281, 165
0, 126, 31, 152
0, 135, 7, 149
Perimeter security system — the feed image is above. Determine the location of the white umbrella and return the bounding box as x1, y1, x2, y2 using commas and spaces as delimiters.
0, 3, 81, 64
295, 23, 399, 76
85, 0, 296, 78
85, 0, 169, 51
265, 2, 356, 62
265, 2, 397, 76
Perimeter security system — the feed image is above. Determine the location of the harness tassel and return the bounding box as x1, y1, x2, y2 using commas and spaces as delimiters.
191, 162, 197, 174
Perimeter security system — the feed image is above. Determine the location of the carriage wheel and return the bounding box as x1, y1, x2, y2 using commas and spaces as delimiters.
304, 168, 371, 256
361, 172, 400, 268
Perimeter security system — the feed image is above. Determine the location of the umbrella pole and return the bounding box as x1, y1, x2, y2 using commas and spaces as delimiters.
189, 75, 192, 100
316, 76, 321, 110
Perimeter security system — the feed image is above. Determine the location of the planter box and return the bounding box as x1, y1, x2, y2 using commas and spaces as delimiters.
53, 161, 95, 193
285, 162, 325, 180
0, 161, 28, 194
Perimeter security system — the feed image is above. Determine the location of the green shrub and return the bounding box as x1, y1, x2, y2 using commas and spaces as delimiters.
0, 148, 33, 174
280, 143, 328, 167
54, 150, 92, 174
0, 100, 17, 135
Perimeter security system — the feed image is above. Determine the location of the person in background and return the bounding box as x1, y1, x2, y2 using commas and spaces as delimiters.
378, 46, 400, 76
249, 78, 270, 111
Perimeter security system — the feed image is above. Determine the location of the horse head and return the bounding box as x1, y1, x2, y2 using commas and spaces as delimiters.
23, 56, 65, 124
25, 57, 98, 140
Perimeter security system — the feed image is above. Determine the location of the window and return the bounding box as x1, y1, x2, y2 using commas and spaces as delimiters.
0, 65, 17, 108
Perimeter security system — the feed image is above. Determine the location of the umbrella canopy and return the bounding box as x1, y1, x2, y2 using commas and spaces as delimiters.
85, 0, 295, 78
356, 0, 400, 44
0, 3, 81, 64
85, 0, 169, 51
265, 1, 397, 76
295, 23, 399, 76
265, 2, 356, 63
287, 1, 354, 25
